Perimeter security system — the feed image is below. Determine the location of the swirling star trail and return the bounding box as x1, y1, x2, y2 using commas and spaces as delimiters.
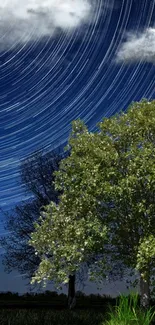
0, 0, 155, 210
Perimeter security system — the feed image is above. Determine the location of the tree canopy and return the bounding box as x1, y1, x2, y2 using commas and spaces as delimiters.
29, 100, 155, 307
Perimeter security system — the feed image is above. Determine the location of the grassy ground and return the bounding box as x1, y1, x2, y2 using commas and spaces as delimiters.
0, 309, 105, 325
0, 293, 155, 325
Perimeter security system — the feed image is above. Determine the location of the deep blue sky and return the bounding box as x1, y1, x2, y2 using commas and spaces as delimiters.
0, 0, 155, 294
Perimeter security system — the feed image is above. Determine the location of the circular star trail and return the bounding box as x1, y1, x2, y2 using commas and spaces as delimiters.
0, 0, 155, 208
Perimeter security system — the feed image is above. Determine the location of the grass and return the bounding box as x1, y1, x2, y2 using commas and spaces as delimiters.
0, 293, 155, 325
105, 292, 155, 325
0, 309, 105, 325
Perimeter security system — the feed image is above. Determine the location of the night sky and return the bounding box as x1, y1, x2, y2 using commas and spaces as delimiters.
0, 0, 155, 295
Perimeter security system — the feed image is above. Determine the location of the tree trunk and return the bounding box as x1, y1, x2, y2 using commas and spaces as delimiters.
67, 273, 76, 309
139, 272, 150, 309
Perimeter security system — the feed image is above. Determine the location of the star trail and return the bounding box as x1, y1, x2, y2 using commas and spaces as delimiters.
0, 0, 155, 212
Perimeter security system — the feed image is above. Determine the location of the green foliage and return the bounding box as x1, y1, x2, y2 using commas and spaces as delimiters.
30, 99, 155, 294
105, 292, 155, 325
29, 199, 107, 286
97, 100, 155, 286
136, 235, 155, 280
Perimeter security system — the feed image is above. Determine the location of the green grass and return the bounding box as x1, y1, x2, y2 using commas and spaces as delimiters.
0, 293, 155, 325
105, 292, 155, 325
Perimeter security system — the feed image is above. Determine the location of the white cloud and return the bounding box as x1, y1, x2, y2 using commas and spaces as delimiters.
0, 0, 93, 50
116, 28, 155, 64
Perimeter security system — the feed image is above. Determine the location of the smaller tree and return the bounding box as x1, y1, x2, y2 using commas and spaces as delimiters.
28, 120, 133, 303
29, 198, 107, 288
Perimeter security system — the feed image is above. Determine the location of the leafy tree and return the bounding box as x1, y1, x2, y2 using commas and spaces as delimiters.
0, 148, 101, 308
29, 122, 126, 295
30, 100, 155, 309
29, 122, 108, 287
96, 99, 155, 308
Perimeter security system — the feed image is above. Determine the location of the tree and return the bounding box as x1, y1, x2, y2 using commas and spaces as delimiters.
20, 149, 78, 308
29, 122, 108, 287
96, 99, 155, 308
29, 122, 126, 296
0, 148, 97, 308
30, 100, 155, 309
71, 100, 155, 308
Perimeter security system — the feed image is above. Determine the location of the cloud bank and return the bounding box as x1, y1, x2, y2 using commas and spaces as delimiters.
116, 28, 155, 64
0, 0, 93, 49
